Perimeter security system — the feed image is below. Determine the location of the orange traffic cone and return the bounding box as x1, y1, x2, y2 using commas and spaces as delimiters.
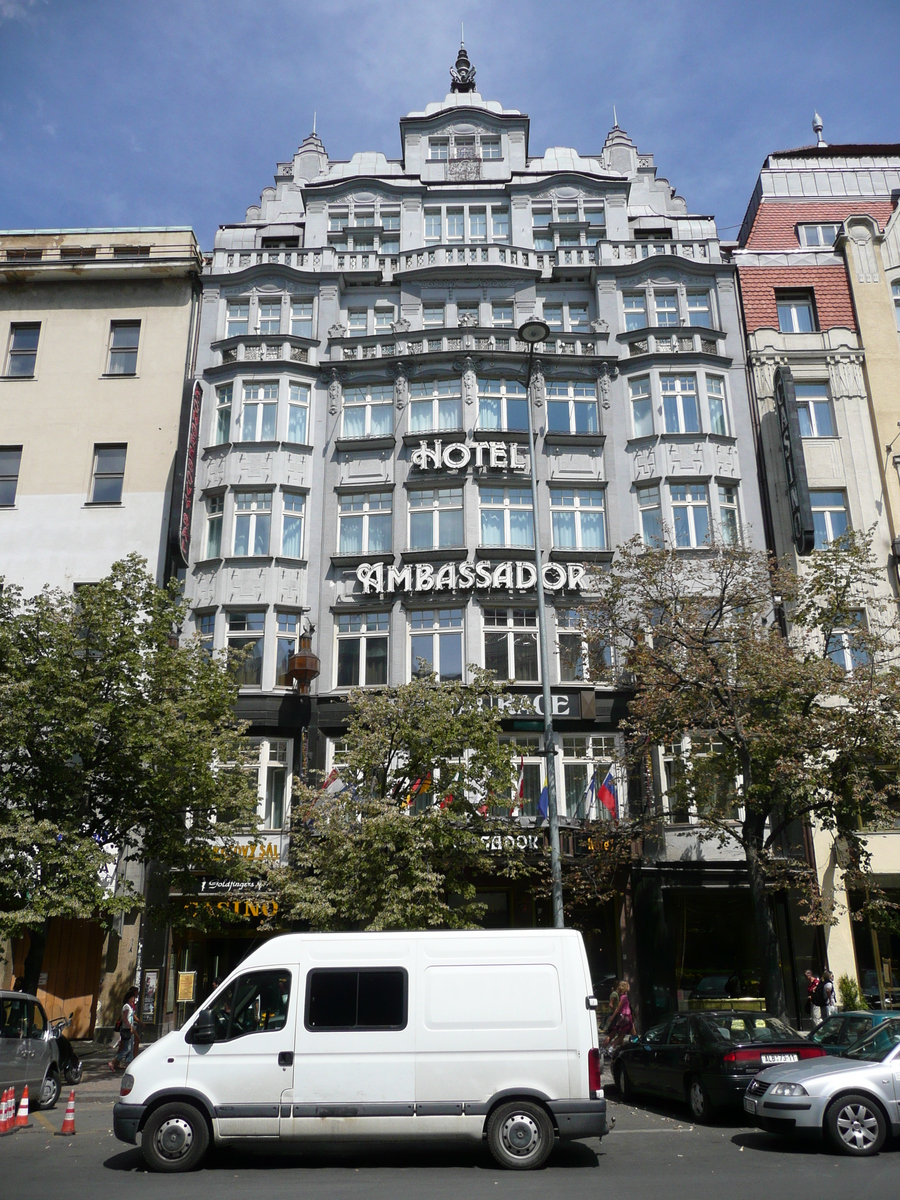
0, 1087, 14, 1136
54, 1089, 76, 1137
15, 1085, 32, 1130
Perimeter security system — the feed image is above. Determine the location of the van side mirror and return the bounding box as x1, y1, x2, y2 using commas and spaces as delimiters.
187, 1009, 216, 1044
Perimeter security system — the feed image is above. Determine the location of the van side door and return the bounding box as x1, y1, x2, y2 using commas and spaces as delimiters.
286, 965, 415, 1134
186, 968, 295, 1138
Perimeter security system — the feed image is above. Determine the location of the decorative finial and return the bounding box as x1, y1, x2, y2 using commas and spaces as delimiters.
312, 110, 316, 135
613, 105, 618, 128
450, 39, 476, 92
813, 111, 827, 148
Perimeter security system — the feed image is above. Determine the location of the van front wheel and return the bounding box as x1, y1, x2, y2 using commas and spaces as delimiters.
486, 1100, 554, 1170
141, 1102, 210, 1173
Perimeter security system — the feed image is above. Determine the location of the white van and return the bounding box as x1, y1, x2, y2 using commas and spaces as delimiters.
114, 929, 609, 1171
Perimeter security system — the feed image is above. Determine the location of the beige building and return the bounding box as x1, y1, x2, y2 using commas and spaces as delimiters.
0, 227, 202, 1035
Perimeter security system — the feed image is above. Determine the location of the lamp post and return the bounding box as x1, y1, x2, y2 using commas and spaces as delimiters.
517, 320, 564, 929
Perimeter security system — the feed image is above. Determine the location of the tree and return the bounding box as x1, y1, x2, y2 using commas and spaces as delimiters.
270, 671, 533, 930
0, 555, 261, 991
580, 532, 900, 1017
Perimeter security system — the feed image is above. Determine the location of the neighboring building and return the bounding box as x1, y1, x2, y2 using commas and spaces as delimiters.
181, 46, 767, 1028
733, 125, 900, 1005
0, 227, 202, 1035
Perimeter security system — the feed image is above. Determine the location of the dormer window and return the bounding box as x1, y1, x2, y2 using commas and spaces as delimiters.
354, 211, 375, 227
429, 138, 449, 161
482, 137, 501, 160
328, 210, 349, 232
798, 223, 839, 248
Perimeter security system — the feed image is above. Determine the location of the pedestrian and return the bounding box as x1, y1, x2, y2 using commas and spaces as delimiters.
805, 969, 822, 1025
822, 970, 838, 1017
606, 980, 635, 1055
599, 989, 619, 1061
109, 986, 140, 1073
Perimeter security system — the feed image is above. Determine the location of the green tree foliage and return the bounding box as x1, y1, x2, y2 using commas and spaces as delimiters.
271, 671, 532, 930
0, 556, 261, 986
580, 532, 900, 1017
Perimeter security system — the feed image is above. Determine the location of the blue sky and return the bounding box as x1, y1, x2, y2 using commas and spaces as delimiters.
1, 0, 897, 247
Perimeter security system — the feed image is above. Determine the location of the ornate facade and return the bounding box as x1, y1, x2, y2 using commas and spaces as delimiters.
183, 50, 764, 1012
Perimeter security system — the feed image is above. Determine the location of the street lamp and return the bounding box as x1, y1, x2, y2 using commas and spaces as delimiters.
518, 320, 564, 929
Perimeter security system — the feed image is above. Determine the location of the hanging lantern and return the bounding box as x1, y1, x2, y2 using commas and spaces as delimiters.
287, 628, 320, 694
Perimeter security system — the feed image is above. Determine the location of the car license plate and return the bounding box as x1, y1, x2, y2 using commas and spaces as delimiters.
743, 1096, 757, 1114
761, 1053, 799, 1064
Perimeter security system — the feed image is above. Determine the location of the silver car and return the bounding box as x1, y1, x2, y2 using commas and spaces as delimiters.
744, 1016, 900, 1156
0, 990, 61, 1110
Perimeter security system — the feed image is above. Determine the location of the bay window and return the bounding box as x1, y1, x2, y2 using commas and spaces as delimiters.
275, 613, 299, 686
662, 374, 700, 433
687, 291, 712, 327
281, 491, 304, 557
214, 384, 232, 443
654, 292, 679, 327
718, 485, 740, 545
241, 382, 278, 441
227, 611, 264, 687
671, 483, 710, 548
205, 494, 223, 557
637, 485, 663, 547
287, 381, 309, 443
624, 293, 647, 331
630, 376, 653, 437
233, 491, 271, 556
706, 376, 728, 435
226, 301, 249, 338
290, 299, 313, 337
258, 301, 282, 335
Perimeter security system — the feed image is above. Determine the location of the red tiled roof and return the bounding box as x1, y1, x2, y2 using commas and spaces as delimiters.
744, 200, 894, 250
736, 265, 856, 333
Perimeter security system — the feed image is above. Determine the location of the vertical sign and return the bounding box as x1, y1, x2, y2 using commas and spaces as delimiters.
773, 366, 815, 555
179, 381, 203, 565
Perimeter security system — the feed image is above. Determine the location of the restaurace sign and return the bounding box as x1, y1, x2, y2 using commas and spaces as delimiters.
410, 438, 528, 473
357, 559, 588, 595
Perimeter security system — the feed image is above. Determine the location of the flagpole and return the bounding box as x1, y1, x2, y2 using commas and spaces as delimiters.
517, 320, 564, 929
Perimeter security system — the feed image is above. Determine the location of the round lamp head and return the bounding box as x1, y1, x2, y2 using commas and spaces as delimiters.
517, 319, 551, 345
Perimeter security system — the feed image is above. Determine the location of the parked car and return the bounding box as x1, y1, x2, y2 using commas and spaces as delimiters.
114, 929, 609, 1173
613, 1009, 826, 1122
808, 1010, 896, 1055
860, 970, 900, 1010
0, 990, 61, 1109
745, 1016, 900, 1156
692, 974, 744, 1000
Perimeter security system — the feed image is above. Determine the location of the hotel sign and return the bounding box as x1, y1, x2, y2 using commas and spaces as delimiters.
357, 559, 588, 595
773, 366, 815, 555
410, 438, 529, 473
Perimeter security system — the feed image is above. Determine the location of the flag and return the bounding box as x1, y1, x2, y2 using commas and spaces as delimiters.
538, 785, 549, 820
597, 768, 618, 820
404, 771, 432, 809
581, 771, 598, 819
510, 754, 525, 817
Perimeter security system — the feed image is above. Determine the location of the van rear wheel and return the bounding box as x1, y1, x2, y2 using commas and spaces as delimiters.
141, 1102, 209, 1173
486, 1100, 554, 1170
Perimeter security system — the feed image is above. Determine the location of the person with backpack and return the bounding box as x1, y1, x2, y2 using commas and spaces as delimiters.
805, 969, 824, 1025
822, 970, 838, 1017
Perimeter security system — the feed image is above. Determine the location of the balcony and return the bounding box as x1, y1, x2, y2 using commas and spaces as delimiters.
213, 336, 313, 369
331, 327, 610, 363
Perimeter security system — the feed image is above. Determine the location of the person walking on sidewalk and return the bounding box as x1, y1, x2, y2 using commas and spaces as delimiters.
606, 980, 635, 1054
109, 986, 139, 1073
805, 969, 822, 1025
822, 970, 838, 1018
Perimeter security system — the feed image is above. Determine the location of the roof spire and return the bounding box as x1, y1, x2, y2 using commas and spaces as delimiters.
312, 110, 316, 135
813, 111, 827, 148
450, 38, 476, 92
613, 104, 618, 128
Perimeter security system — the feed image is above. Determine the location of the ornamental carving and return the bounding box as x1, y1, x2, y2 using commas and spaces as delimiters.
531, 359, 545, 408
458, 312, 478, 328
322, 367, 343, 415
595, 362, 619, 409
826, 354, 866, 400
393, 363, 409, 409
590, 318, 609, 334
328, 323, 347, 340
461, 355, 478, 406
391, 318, 411, 335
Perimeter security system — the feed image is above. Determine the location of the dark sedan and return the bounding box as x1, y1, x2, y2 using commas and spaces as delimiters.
613, 1010, 827, 1122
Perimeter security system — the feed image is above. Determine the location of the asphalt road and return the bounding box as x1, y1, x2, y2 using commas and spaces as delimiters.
5, 1080, 900, 1200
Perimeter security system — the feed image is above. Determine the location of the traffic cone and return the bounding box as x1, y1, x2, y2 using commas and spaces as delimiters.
54, 1089, 76, 1136
15, 1085, 33, 1130
0, 1088, 14, 1136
